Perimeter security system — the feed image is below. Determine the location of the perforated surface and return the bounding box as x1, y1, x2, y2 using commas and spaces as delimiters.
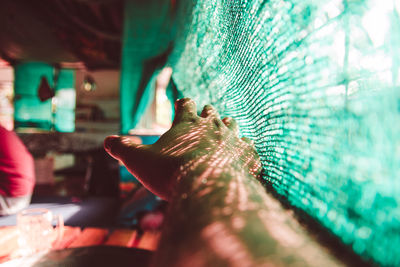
170, 1, 400, 265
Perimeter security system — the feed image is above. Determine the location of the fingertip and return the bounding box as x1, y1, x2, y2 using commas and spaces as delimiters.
223, 117, 239, 133
222, 117, 232, 125
104, 135, 135, 156
104, 135, 121, 153
173, 98, 199, 124
200, 104, 218, 118
175, 98, 197, 113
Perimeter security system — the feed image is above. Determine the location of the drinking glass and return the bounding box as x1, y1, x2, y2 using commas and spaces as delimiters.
17, 208, 64, 255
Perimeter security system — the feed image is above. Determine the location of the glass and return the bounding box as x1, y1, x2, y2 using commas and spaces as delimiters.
17, 208, 64, 256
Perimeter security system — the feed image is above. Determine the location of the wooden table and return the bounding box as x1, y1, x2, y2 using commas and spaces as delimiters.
0, 226, 161, 264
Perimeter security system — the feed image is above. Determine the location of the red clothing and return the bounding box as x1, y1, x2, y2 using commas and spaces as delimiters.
0, 126, 35, 197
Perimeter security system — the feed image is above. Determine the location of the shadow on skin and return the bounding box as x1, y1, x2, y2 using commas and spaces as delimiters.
104, 98, 261, 201
102, 99, 338, 266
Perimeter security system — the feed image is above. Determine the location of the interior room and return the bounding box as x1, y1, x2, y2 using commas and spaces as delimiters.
0, 0, 399, 266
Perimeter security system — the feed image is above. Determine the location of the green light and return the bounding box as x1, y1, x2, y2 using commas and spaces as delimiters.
14, 63, 75, 132
169, 0, 400, 265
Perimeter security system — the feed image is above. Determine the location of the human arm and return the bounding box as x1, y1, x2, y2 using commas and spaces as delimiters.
104, 98, 342, 267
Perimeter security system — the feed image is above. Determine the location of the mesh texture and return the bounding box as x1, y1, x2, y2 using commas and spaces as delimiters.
169, 0, 400, 266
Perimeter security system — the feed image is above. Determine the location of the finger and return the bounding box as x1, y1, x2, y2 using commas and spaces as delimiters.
222, 117, 238, 133
241, 137, 255, 146
175, 98, 197, 114
173, 98, 198, 123
200, 105, 218, 118
104, 135, 173, 200
104, 135, 142, 161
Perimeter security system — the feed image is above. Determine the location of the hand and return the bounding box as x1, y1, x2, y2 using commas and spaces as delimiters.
104, 98, 261, 201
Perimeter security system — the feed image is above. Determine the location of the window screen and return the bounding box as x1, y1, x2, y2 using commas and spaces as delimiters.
169, 1, 400, 266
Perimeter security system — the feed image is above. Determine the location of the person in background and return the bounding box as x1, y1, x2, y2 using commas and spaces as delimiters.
0, 125, 35, 216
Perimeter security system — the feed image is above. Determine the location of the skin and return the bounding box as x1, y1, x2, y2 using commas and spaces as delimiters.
104, 98, 261, 201
104, 98, 342, 267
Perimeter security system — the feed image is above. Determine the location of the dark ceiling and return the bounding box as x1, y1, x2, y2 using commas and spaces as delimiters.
0, 0, 123, 69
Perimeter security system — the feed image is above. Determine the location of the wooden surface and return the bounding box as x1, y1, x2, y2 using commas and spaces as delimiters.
103, 229, 137, 247
136, 231, 161, 251
0, 226, 160, 264
69, 228, 109, 248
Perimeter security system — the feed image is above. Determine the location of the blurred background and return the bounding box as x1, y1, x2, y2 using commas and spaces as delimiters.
0, 0, 176, 233
0, 0, 399, 266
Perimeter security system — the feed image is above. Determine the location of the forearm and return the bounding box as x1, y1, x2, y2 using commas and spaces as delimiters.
153, 160, 342, 267
151, 144, 282, 266
104, 98, 342, 267
152, 161, 264, 266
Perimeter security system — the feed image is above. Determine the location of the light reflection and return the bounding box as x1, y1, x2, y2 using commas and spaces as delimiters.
362, 1, 392, 47
201, 222, 253, 267
168, 0, 400, 265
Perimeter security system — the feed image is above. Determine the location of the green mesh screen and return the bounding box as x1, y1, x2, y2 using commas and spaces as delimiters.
169, 0, 400, 265
120, 0, 175, 134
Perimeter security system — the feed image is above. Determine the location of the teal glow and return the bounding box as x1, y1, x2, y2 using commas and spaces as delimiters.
14, 63, 75, 132
14, 62, 54, 129
120, 0, 175, 134
54, 69, 75, 132
169, 0, 400, 265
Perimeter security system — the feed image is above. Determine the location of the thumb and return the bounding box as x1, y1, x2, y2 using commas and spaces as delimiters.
104, 135, 176, 200
103, 135, 153, 186
104, 135, 143, 161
